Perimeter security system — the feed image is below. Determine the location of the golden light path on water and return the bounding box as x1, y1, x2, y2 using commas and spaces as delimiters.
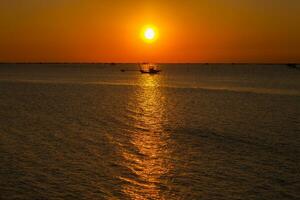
121, 74, 173, 199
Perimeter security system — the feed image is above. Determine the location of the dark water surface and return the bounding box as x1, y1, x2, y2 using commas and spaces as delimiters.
0, 64, 299, 199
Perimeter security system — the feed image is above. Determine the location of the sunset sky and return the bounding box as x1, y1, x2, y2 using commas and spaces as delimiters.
0, 0, 299, 63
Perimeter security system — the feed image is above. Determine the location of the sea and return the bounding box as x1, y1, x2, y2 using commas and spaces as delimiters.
0, 64, 299, 200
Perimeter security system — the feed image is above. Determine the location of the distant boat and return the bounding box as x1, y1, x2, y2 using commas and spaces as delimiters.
287, 63, 297, 68
139, 63, 161, 74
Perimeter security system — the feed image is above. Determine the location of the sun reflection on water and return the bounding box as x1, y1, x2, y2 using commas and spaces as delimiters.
121, 74, 172, 199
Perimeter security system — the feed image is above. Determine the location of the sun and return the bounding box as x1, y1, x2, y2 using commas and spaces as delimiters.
145, 28, 155, 40
141, 25, 158, 43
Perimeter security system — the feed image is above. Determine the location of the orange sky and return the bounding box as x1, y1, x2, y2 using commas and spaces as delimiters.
0, 0, 299, 63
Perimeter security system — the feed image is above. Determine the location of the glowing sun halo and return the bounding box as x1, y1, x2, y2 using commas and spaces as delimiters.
142, 26, 158, 43
145, 28, 155, 40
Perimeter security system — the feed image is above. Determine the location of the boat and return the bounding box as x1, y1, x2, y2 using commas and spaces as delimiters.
139, 63, 161, 74
287, 63, 297, 68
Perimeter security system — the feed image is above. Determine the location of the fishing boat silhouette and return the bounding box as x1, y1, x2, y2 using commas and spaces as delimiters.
139, 63, 161, 74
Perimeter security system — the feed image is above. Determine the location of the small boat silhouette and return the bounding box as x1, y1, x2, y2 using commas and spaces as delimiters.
139, 63, 161, 74
287, 63, 297, 68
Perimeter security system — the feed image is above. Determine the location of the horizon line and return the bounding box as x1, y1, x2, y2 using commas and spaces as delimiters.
0, 62, 299, 65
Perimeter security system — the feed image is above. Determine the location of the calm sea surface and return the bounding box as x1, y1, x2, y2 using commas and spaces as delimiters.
0, 64, 299, 200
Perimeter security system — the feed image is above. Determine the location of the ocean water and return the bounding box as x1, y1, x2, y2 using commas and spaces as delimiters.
0, 64, 299, 200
